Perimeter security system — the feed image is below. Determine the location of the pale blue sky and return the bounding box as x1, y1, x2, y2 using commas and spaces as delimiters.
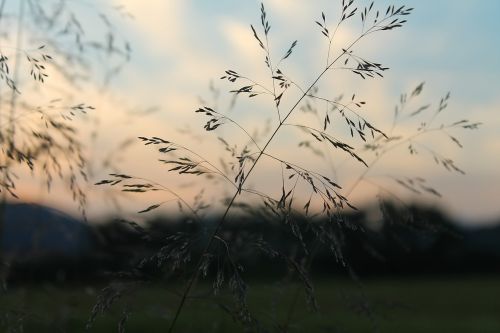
103, 0, 500, 223
4, 0, 499, 224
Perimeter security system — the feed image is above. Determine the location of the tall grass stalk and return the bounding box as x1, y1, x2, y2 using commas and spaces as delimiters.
94, 2, 480, 331
167, 3, 411, 332
0, 0, 132, 290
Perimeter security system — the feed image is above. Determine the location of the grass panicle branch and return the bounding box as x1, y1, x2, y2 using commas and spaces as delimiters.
163, 2, 414, 331
90, 2, 479, 332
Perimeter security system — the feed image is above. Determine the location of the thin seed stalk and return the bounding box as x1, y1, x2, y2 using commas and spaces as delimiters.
8, 0, 25, 140
166, 31, 367, 332
281, 106, 451, 329
1, 0, 25, 286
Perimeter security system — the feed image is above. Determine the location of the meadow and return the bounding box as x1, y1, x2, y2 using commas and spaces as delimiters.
2, 276, 500, 332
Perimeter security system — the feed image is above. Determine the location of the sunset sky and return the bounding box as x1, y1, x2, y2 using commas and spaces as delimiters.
3, 0, 499, 225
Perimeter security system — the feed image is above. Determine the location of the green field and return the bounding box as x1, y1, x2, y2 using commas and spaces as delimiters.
1, 276, 500, 332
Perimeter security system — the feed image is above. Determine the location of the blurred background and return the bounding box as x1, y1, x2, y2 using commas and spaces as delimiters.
0, 0, 499, 332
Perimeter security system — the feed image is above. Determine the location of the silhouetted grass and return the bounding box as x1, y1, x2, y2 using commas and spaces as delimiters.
0, 1, 484, 332
91, 1, 482, 332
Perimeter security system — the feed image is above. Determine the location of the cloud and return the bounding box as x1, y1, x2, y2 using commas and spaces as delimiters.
9, 1, 500, 223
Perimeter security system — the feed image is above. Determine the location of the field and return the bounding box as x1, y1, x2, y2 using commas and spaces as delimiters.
2, 276, 499, 332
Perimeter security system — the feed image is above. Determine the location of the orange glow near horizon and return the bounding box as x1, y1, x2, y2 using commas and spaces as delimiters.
1, 0, 499, 225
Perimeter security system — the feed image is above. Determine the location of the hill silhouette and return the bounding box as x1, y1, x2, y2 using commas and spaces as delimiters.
1, 202, 500, 282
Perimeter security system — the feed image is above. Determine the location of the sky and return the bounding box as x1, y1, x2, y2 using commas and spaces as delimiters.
3, 0, 500, 225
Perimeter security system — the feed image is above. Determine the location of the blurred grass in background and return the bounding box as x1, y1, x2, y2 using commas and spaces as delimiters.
2, 277, 500, 332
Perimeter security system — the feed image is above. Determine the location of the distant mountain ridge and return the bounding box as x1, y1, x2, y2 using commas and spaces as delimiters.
1, 202, 500, 281
1, 203, 95, 257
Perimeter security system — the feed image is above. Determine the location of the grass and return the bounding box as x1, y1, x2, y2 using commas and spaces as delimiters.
2, 276, 500, 332
93, 2, 480, 331
0, 1, 483, 331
